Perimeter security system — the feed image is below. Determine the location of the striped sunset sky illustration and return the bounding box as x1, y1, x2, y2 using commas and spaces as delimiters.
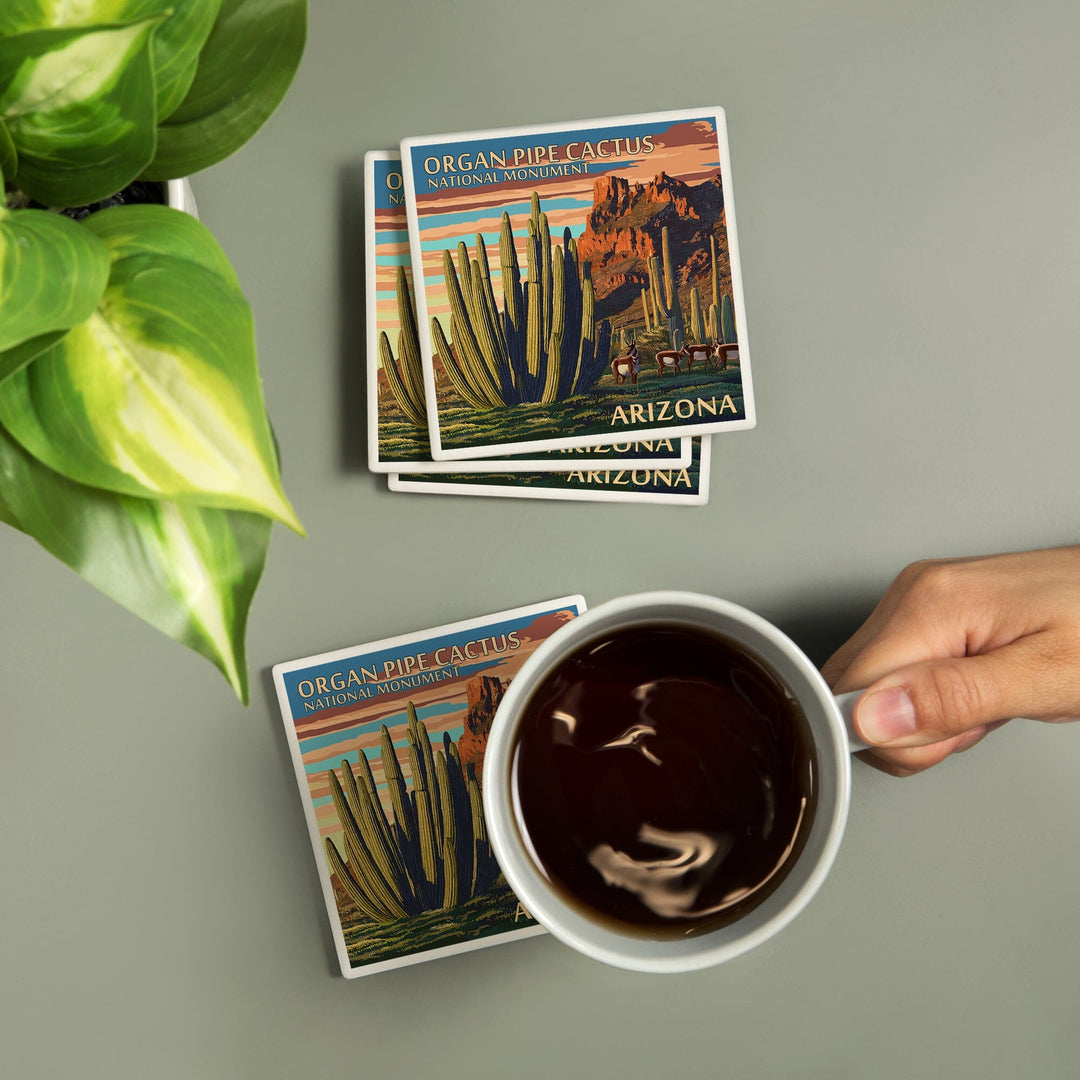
373, 116, 723, 349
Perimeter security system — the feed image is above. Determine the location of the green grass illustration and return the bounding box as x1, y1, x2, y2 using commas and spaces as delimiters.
438, 363, 744, 450
342, 879, 533, 967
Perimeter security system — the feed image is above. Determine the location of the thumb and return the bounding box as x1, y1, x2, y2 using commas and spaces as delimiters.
853, 638, 1047, 747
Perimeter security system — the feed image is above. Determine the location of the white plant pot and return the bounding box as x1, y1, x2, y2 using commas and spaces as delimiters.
166, 178, 198, 218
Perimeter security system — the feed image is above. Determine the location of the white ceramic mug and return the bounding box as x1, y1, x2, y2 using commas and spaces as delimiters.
482, 591, 867, 974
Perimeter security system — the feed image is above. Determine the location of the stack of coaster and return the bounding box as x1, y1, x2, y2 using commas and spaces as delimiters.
366, 107, 756, 505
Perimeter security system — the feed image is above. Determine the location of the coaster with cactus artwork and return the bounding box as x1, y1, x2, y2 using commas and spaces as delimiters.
401, 108, 755, 461
273, 596, 585, 976
366, 151, 691, 475
391, 436, 710, 506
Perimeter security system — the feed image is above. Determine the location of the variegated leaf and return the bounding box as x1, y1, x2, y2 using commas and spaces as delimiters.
0, 118, 16, 181
0, 329, 67, 386
0, 420, 269, 702
0, 204, 303, 532
0, 18, 161, 206
0, 1, 223, 121
86, 200, 238, 284
0, 201, 110, 351
145, 0, 306, 179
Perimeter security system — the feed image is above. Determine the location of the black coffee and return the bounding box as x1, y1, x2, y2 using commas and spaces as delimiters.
511, 623, 817, 937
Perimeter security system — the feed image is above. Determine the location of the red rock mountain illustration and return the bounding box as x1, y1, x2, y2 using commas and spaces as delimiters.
574, 171, 730, 325
456, 674, 506, 785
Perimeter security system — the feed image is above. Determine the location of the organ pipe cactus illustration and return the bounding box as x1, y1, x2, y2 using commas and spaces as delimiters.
640, 287, 652, 332
434, 191, 612, 407
378, 266, 426, 427
324, 702, 499, 923
647, 225, 686, 349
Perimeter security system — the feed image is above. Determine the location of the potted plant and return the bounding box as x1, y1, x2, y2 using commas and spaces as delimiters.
0, 0, 307, 703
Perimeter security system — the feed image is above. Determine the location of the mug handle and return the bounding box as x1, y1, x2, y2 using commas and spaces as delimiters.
834, 690, 870, 753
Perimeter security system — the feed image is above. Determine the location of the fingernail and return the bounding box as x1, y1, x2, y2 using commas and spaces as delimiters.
858, 686, 917, 743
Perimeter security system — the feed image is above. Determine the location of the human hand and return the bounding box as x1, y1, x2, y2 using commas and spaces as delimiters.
821, 547, 1080, 776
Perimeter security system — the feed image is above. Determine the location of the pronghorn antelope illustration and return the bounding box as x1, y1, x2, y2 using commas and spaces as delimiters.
611, 341, 640, 384
710, 342, 740, 372
655, 343, 690, 377
685, 343, 714, 370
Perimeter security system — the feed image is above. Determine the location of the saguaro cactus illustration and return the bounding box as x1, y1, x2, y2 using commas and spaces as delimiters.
703, 234, 736, 345
721, 292, 737, 344
707, 302, 720, 344
711, 235, 721, 310
707, 234, 721, 343
689, 287, 707, 345
378, 266, 426, 426
324, 702, 500, 923
647, 225, 685, 349
434, 192, 612, 407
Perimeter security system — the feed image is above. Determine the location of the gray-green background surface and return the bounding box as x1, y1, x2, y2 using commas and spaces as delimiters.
4, 2, 1080, 1076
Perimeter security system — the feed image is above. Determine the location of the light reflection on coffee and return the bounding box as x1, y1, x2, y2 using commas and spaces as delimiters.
510, 623, 817, 937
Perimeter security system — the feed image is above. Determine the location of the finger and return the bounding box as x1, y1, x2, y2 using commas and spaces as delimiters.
822, 602, 913, 689
825, 558, 1026, 694
821, 569, 939, 688
831, 602, 971, 697
826, 612, 967, 696
821, 623, 880, 689
857, 728, 987, 777
853, 632, 1071, 748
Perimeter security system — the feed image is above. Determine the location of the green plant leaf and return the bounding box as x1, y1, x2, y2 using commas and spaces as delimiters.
0, 18, 162, 206
0, 204, 110, 350
0, 420, 269, 701
0, 118, 17, 182
0, 482, 21, 529
0, 204, 303, 532
0, 1, 224, 122
144, 0, 306, 180
0, 329, 68, 385
140, 0, 223, 121
84, 200, 239, 285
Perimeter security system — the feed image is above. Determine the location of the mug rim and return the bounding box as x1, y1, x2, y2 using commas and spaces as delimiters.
482, 590, 853, 973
